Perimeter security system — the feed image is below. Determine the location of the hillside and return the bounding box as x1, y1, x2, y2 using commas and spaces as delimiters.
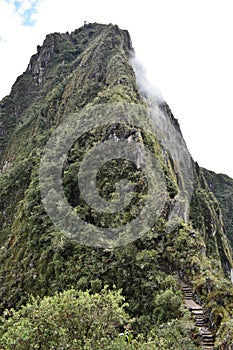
203, 169, 233, 248
0, 22, 233, 348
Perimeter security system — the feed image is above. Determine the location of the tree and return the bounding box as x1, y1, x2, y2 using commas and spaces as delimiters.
0, 287, 129, 350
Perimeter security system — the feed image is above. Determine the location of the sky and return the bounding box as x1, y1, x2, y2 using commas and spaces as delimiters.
0, 0, 233, 178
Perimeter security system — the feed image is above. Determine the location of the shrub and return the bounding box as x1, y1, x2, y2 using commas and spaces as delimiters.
0, 287, 129, 349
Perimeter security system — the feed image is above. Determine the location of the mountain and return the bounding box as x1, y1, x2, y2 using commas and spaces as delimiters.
0, 22, 233, 348
203, 169, 233, 247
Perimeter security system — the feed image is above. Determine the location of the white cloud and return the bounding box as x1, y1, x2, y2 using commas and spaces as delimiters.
0, 0, 233, 177
18, 0, 35, 13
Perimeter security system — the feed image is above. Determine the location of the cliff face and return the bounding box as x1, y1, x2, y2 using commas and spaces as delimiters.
0, 22, 233, 347
203, 169, 233, 248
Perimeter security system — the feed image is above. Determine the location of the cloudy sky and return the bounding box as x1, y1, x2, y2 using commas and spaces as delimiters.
0, 0, 232, 177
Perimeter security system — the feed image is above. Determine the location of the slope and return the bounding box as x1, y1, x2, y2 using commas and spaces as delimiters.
0, 22, 233, 348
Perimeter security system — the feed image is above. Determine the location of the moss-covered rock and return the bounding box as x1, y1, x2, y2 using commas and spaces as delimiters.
0, 22, 233, 348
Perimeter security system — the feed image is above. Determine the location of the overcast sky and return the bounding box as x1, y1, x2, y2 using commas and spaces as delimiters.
0, 0, 232, 177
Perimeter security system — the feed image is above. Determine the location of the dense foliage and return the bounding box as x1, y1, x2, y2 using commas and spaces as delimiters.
203, 168, 233, 248
0, 287, 200, 350
0, 22, 233, 348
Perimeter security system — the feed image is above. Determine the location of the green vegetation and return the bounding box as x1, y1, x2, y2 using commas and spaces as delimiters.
0, 287, 128, 349
0, 287, 199, 350
0, 22, 233, 348
203, 168, 233, 248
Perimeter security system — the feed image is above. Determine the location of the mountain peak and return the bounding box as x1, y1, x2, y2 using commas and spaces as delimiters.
0, 23, 233, 348
25, 23, 132, 87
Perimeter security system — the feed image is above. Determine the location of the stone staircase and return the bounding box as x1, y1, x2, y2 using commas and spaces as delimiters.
181, 283, 215, 350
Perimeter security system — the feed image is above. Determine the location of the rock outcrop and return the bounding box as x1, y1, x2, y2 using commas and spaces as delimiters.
0, 22, 233, 348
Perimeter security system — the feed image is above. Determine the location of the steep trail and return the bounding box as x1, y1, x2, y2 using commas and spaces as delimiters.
181, 282, 215, 350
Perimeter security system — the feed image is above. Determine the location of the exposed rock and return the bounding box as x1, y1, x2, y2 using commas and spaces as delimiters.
0, 22, 233, 348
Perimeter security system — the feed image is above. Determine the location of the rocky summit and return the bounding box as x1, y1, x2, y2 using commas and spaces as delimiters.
0, 23, 233, 349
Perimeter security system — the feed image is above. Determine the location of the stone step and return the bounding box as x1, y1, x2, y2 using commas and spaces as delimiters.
202, 341, 215, 345
202, 344, 214, 347
192, 309, 204, 313
183, 289, 193, 292
202, 338, 214, 342
194, 314, 204, 318
182, 290, 193, 294
202, 344, 214, 348
180, 281, 215, 350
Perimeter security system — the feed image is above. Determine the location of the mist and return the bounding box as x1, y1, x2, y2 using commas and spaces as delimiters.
131, 54, 194, 229
130, 55, 164, 105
